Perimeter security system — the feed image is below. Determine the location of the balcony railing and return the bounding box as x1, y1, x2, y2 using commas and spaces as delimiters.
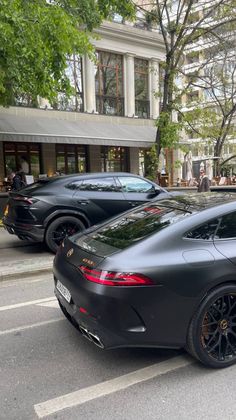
96, 96, 124, 116
135, 100, 150, 119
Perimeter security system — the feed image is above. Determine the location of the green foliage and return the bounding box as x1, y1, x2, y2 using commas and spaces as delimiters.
183, 107, 220, 140
0, 0, 134, 105
137, 0, 236, 160
173, 159, 182, 169
144, 145, 159, 181
155, 112, 182, 149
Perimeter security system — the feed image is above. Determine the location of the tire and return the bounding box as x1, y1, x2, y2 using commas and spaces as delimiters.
187, 284, 236, 368
45, 215, 85, 253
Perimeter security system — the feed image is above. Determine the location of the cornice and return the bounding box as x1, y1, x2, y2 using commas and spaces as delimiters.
94, 21, 165, 54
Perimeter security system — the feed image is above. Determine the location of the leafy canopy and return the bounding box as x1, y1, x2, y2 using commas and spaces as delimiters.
0, 0, 134, 105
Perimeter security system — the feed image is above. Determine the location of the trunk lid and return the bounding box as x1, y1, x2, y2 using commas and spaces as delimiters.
62, 236, 106, 270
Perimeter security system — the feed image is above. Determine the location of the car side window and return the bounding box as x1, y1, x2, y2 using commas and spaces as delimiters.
77, 178, 118, 192
184, 218, 219, 240
215, 212, 236, 239
66, 180, 84, 190
118, 176, 154, 193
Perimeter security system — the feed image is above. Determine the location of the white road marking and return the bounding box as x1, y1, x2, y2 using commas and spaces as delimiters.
36, 300, 59, 308
0, 317, 64, 336
0, 296, 56, 311
0, 274, 53, 288
34, 355, 193, 418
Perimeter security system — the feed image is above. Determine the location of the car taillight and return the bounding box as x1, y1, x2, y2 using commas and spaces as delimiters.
13, 196, 38, 205
79, 265, 153, 286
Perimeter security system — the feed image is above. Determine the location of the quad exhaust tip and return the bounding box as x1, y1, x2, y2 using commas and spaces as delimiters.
79, 325, 104, 349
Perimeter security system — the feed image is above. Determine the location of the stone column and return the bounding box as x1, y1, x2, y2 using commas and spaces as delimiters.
150, 59, 159, 120
125, 54, 135, 117
83, 55, 96, 113
129, 147, 139, 174
173, 149, 184, 185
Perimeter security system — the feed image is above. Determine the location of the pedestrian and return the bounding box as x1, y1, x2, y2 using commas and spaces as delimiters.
12, 168, 26, 191
197, 168, 211, 192
20, 155, 29, 174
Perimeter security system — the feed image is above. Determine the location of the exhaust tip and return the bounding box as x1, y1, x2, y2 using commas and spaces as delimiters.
79, 326, 92, 341
88, 332, 104, 349
79, 325, 104, 348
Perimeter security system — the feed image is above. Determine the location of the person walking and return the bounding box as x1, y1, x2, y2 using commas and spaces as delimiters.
20, 156, 29, 174
197, 168, 211, 192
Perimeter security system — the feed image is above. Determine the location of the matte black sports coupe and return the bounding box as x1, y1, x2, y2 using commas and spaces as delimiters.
54, 192, 236, 368
3, 172, 168, 253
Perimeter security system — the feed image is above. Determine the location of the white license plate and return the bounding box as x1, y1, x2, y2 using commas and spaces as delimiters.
56, 280, 71, 303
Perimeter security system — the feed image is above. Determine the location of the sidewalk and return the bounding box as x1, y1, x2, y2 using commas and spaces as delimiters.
0, 227, 54, 281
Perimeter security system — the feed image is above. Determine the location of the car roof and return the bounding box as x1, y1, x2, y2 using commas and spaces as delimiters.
59, 172, 152, 180
153, 192, 236, 213
36, 172, 156, 184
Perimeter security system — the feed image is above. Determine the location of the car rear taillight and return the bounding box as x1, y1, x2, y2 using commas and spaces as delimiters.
13, 196, 38, 205
79, 265, 153, 286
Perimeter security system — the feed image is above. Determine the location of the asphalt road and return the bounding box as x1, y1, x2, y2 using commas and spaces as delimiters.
0, 228, 51, 262
1, 273, 236, 420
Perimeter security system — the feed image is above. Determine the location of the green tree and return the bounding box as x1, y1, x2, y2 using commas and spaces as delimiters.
134, 0, 236, 159
0, 0, 134, 106
181, 44, 236, 176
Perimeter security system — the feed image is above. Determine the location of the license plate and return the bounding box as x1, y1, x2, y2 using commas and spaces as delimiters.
56, 280, 71, 303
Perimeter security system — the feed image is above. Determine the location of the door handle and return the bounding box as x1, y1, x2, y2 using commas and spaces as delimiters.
128, 201, 139, 207
77, 200, 89, 205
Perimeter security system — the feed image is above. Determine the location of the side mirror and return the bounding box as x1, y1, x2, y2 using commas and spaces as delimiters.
153, 186, 162, 196
147, 186, 160, 198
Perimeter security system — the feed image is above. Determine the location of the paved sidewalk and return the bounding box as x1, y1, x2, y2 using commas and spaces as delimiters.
0, 256, 54, 281
0, 228, 54, 281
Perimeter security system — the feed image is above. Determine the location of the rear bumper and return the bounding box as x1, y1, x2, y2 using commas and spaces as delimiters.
3, 218, 44, 242
53, 249, 187, 350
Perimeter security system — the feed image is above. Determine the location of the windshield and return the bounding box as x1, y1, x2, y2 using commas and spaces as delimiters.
16, 178, 60, 194
72, 204, 190, 256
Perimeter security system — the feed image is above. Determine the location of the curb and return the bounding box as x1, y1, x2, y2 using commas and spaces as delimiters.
0, 257, 54, 282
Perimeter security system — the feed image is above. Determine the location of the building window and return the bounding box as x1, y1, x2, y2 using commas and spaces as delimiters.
101, 146, 129, 172
135, 58, 150, 119
138, 148, 152, 176
95, 51, 124, 116
55, 55, 84, 112
4, 143, 41, 178
56, 145, 87, 174
112, 14, 124, 23
186, 91, 199, 104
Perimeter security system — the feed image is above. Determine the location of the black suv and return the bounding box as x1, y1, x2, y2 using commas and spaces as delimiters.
3, 172, 170, 253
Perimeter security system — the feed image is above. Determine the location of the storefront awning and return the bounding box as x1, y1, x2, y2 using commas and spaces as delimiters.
0, 110, 156, 148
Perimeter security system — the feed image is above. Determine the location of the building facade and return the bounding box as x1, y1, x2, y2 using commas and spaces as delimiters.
0, 21, 165, 186
176, 6, 236, 182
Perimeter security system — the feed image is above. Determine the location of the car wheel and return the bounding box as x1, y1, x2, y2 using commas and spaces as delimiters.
187, 284, 236, 368
45, 216, 85, 253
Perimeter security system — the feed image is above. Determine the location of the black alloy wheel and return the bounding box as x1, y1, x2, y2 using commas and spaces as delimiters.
45, 216, 86, 253
187, 284, 236, 368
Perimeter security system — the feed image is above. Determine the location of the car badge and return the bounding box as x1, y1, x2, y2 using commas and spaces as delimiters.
67, 248, 74, 258
82, 258, 95, 266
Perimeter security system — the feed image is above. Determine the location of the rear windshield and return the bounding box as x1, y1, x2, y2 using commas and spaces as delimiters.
73, 204, 189, 256
18, 179, 55, 194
